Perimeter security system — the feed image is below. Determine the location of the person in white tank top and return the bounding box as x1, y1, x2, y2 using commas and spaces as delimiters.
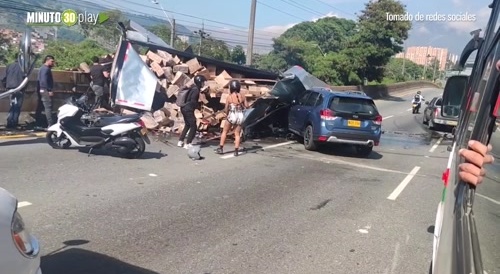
216, 80, 249, 156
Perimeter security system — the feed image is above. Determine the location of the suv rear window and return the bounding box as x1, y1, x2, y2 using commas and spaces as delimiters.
329, 97, 378, 115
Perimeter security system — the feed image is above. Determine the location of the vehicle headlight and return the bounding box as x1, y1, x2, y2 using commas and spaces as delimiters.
11, 211, 35, 257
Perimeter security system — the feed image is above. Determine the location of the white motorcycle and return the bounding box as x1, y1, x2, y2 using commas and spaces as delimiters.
46, 98, 150, 159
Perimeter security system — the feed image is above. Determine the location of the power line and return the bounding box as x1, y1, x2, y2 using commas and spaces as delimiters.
309, 0, 355, 18
277, 0, 324, 17
0, 0, 274, 49
256, 1, 308, 21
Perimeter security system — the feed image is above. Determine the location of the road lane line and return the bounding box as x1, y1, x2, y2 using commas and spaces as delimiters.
17, 201, 32, 208
221, 141, 296, 159
383, 115, 394, 120
476, 193, 500, 205
387, 166, 421, 200
429, 137, 443, 153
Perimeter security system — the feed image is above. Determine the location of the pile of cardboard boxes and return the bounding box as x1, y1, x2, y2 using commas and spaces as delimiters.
132, 50, 276, 135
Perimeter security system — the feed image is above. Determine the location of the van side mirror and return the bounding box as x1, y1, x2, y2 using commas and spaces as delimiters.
441, 75, 469, 117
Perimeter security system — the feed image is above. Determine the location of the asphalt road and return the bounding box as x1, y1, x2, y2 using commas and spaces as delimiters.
0, 88, 497, 274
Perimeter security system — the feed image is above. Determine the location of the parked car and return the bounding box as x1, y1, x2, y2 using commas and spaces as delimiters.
288, 88, 382, 156
422, 96, 458, 133
0, 187, 42, 274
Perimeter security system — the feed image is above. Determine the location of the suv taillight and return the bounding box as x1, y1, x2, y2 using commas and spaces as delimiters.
373, 115, 382, 125
320, 109, 335, 120
435, 108, 439, 117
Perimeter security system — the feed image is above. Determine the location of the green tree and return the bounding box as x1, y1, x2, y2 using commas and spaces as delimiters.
0, 33, 17, 65
384, 57, 424, 82
147, 24, 189, 50
193, 37, 231, 61
78, 9, 125, 51
351, 0, 411, 82
39, 39, 109, 70
230, 45, 246, 65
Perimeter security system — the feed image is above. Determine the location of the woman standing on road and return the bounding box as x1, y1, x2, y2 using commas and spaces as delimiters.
216, 80, 249, 156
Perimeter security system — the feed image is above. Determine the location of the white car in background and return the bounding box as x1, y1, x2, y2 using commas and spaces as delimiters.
0, 187, 42, 274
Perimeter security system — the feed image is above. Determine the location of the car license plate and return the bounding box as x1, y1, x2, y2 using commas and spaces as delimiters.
446, 121, 457, 126
348, 120, 361, 127
141, 128, 148, 136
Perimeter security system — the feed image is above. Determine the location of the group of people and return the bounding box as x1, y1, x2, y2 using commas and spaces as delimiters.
1, 54, 110, 129
176, 75, 248, 157
0, 54, 494, 186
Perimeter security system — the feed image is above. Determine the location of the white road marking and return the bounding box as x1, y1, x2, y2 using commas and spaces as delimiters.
476, 193, 500, 205
221, 141, 295, 159
148, 173, 158, 177
387, 166, 421, 200
429, 137, 443, 153
17, 201, 32, 208
383, 115, 394, 120
356, 225, 371, 234
406, 108, 412, 111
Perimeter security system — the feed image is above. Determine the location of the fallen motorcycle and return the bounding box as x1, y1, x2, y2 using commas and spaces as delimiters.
46, 95, 150, 159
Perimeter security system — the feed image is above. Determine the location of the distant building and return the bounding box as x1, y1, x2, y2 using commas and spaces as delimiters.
395, 46, 450, 71
0, 28, 45, 53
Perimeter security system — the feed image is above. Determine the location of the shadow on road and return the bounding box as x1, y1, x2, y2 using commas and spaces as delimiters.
316, 144, 383, 160
77, 148, 168, 159
41, 239, 159, 274
0, 137, 45, 146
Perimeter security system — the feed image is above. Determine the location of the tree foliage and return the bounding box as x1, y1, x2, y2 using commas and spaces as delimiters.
254, 0, 413, 85
193, 37, 231, 61
38, 39, 109, 70
230, 45, 246, 65
78, 9, 125, 51
147, 25, 189, 50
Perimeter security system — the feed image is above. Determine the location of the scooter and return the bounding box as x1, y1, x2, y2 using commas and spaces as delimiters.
411, 99, 422, 114
46, 98, 150, 159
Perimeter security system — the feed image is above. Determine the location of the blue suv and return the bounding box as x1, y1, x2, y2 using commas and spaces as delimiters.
288, 88, 382, 157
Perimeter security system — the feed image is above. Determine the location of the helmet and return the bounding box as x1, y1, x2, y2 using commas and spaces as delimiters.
187, 144, 203, 160
417, 91, 421, 94
229, 80, 241, 93
193, 75, 207, 89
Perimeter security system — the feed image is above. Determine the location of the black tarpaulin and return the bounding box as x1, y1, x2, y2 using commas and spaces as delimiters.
270, 65, 330, 103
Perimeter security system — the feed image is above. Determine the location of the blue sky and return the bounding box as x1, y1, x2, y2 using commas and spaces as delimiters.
99, 0, 492, 55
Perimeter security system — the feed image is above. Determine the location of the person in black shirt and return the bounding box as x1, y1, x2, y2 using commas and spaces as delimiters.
89, 56, 109, 108
35, 55, 55, 128
1, 53, 25, 129
177, 75, 206, 149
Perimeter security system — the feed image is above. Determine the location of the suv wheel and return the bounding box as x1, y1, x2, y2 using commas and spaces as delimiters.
356, 145, 372, 157
304, 125, 317, 151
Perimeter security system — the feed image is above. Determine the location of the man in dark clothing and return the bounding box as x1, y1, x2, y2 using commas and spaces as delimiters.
177, 75, 206, 149
1, 53, 25, 128
89, 56, 109, 108
35, 55, 55, 128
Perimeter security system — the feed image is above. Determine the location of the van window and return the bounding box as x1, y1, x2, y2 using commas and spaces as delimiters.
329, 97, 378, 115
436, 98, 442, 106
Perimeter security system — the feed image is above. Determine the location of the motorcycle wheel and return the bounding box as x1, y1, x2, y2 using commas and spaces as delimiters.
120, 133, 146, 159
46, 131, 71, 149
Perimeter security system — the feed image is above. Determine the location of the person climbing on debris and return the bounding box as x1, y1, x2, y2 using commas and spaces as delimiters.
216, 80, 249, 156
177, 75, 206, 149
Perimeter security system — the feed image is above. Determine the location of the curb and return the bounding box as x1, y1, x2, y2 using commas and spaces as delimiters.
0, 132, 46, 140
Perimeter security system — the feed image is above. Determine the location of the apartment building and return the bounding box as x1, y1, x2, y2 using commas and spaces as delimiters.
0, 28, 45, 53
395, 46, 451, 71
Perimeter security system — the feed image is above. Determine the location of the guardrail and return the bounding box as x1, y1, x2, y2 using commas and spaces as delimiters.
332, 80, 442, 99
0, 74, 441, 114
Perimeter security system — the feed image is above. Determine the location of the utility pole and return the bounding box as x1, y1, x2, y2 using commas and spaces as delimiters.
170, 18, 176, 47
401, 48, 406, 78
246, 0, 257, 65
194, 20, 208, 55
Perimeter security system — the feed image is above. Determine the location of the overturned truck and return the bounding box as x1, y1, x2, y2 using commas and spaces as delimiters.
109, 21, 330, 140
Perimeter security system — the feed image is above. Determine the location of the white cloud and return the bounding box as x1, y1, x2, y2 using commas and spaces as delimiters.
444, 7, 490, 33
259, 23, 297, 37
416, 25, 430, 34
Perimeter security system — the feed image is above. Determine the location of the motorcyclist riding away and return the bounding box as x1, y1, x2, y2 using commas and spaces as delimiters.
412, 90, 424, 104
